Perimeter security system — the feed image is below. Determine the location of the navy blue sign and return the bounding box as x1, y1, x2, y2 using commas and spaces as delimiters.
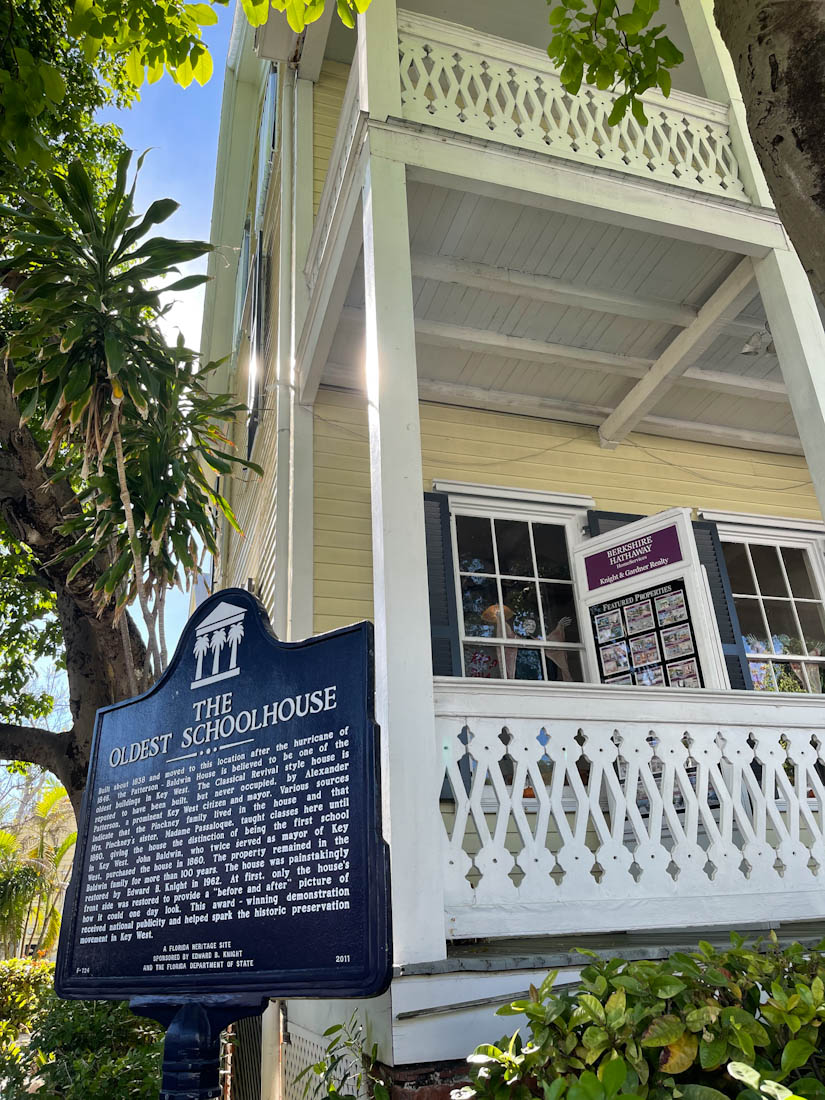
56, 589, 390, 999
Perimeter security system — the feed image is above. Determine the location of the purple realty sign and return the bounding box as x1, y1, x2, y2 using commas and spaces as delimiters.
585, 524, 683, 590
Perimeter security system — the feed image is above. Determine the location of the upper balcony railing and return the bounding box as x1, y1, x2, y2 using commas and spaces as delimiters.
435, 680, 825, 941
398, 10, 749, 203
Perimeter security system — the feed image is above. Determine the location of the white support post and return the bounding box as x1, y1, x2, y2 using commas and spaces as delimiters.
679, 0, 774, 208
273, 72, 294, 639
357, 0, 402, 121
362, 151, 447, 966
755, 249, 825, 521
288, 76, 315, 641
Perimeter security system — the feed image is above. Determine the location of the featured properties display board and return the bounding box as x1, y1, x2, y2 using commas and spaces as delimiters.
572, 508, 728, 689
590, 579, 703, 688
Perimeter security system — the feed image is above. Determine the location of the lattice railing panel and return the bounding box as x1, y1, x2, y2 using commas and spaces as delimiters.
398, 12, 749, 202
436, 698, 825, 937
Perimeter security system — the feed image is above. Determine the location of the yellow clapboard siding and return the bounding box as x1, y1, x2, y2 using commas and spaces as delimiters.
312, 387, 820, 634
312, 61, 350, 216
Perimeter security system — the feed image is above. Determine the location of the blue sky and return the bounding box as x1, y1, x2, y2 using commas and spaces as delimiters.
98, 4, 236, 650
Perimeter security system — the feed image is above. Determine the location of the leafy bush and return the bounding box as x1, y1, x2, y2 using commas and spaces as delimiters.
1, 985, 163, 1099
455, 934, 825, 1100
0, 956, 54, 1034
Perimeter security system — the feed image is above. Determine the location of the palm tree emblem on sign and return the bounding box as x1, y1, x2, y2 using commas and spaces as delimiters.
209, 628, 227, 676
190, 602, 247, 690
193, 634, 210, 680
227, 622, 244, 668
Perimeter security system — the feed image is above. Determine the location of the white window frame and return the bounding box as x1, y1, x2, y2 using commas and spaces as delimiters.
701, 508, 825, 693
434, 480, 596, 683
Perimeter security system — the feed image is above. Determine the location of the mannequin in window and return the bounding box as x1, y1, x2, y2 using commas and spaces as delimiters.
480, 604, 574, 681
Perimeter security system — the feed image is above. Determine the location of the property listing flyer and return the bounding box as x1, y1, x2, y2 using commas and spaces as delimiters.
589, 579, 704, 688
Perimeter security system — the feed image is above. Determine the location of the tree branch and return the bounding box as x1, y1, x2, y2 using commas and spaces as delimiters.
0, 721, 71, 780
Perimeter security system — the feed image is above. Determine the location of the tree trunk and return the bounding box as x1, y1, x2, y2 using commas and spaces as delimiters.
0, 366, 145, 816
715, 0, 825, 303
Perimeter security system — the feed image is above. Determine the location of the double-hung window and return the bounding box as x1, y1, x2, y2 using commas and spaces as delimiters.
442, 485, 590, 682
718, 526, 825, 693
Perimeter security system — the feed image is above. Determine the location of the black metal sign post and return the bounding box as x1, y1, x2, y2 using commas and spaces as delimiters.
56, 589, 391, 1100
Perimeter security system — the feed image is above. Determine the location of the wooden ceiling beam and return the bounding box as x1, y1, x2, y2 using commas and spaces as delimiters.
409, 251, 762, 338
599, 258, 759, 447
338, 306, 787, 402
323, 364, 801, 455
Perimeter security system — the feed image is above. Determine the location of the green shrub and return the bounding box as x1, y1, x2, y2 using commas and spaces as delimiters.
455, 934, 825, 1100
0, 957, 54, 1035
0, 957, 55, 1091
1, 986, 163, 1099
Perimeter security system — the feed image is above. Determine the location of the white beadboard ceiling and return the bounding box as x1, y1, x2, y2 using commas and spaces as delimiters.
323, 181, 795, 452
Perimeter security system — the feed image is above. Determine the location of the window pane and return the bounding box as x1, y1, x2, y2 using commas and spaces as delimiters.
783, 547, 818, 599
763, 599, 804, 654
795, 602, 825, 656
500, 581, 541, 640
461, 576, 501, 637
463, 644, 502, 678
540, 583, 580, 643
749, 660, 776, 691
501, 647, 544, 681
494, 520, 533, 577
772, 661, 807, 693
722, 542, 756, 594
804, 663, 825, 693
533, 523, 571, 580
749, 544, 789, 597
456, 515, 495, 574
734, 597, 770, 654
546, 649, 584, 683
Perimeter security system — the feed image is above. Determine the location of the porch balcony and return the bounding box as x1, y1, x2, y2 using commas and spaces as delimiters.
433, 679, 825, 942
396, 11, 749, 203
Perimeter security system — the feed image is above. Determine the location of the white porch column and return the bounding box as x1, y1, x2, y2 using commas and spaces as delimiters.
755, 249, 825, 520
362, 150, 447, 966
273, 72, 295, 639
288, 75, 315, 641
679, 0, 773, 208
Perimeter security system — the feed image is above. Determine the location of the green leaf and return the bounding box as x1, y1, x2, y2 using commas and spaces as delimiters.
18, 387, 39, 424
682, 1088, 731, 1100
656, 36, 684, 65
781, 1039, 815, 1076
104, 331, 125, 376
598, 1057, 627, 1099
578, 994, 606, 1026
125, 49, 145, 87
39, 63, 66, 104
641, 1015, 684, 1047
616, 10, 648, 34
241, 0, 270, 26
605, 987, 626, 1028
651, 976, 686, 999
630, 98, 649, 127
192, 48, 214, 85
187, 2, 220, 24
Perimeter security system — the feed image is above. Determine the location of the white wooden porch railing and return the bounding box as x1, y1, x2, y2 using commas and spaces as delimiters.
434, 680, 825, 939
398, 11, 749, 203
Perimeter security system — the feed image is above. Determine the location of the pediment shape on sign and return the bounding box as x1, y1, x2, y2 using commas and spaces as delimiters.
194, 601, 246, 635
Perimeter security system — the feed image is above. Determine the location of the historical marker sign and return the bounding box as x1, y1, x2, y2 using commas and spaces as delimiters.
56, 589, 390, 1001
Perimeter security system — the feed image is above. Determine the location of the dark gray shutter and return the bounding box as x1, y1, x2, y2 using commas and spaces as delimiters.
424, 492, 462, 676
586, 510, 753, 690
